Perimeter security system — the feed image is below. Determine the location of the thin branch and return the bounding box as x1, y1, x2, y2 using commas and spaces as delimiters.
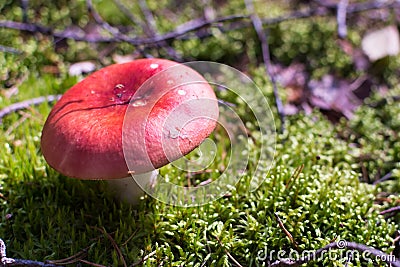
129, 250, 156, 267
337, 0, 349, 38
373, 171, 393, 185
261, 0, 398, 25
245, 0, 285, 133
86, 0, 125, 38
0, 15, 246, 45
0, 95, 62, 123
379, 206, 400, 216
138, 0, 157, 36
137, 0, 182, 61
121, 229, 139, 247
5, 111, 30, 136
1, 0, 398, 46
0, 45, 22, 54
200, 253, 211, 267
112, 0, 145, 28
269, 241, 400, 267
21, 0, 29, 23
46, 248, 87, 265
94, 227, 127, 267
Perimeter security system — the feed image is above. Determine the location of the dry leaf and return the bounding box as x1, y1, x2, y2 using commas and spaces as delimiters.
361, 25, 400, 61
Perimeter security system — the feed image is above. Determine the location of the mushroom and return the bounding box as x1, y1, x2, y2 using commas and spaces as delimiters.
41, 58, 219, 204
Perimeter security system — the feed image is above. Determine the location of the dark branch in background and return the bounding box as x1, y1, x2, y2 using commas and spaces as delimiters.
0, 95, 62, 124
337, 0, 349, 38
112, 0, 145, 29
21, 0, 29, 23
137, 0, 183, 61
1, 0, 397, 46
138, 0, 157, 35
90, 0, 148, 57
0, 15, 246, 44
244, 0, 285, 133
86, 0, 127, 40
269, 241, 400, 267
86, 0, 146, 58
260, 0, 399, 31
0, 1, 399, 266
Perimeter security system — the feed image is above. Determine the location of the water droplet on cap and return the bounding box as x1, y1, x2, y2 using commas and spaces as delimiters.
168, 127, 181, 139
150, 63, 159, 69
178, 89, 186, 96
131, 99, 147, 107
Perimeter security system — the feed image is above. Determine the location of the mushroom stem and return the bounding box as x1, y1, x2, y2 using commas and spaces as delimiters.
107, 170, 158, 204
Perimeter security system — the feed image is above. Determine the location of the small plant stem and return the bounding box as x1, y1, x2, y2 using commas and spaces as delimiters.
130, 250, 156, 267
215, 236, 244, 267
274, 213, 298, 248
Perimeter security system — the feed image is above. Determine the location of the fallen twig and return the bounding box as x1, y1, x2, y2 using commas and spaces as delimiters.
380, 206, 400, 216
0, 238, 59, 267
274, 213, 297, 248
46, 248, 88, 265
1, 0, 396, 47
215, 236, 244, 267
94, 227, 127, 267
0, 95, 62, 124
130, 250, 157, 267
0, 15, 246, 45
268, 241, 400, 267
0, 45, 22, 54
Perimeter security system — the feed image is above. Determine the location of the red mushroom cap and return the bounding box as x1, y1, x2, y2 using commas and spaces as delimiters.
41, 59, 219, 179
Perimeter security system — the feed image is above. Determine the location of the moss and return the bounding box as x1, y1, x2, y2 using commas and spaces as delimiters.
0, 71, 398, 266
0, 0, 399, 266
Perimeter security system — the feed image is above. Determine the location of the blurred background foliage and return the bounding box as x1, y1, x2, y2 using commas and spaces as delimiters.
0, 0, 399, 266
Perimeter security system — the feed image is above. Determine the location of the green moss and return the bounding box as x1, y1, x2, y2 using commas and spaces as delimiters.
0, 71, 398, 266
269, 17, 355, 79
339, 87, 400, 196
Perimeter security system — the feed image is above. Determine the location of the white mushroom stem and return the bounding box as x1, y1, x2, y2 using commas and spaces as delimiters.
107, 170, 158, 204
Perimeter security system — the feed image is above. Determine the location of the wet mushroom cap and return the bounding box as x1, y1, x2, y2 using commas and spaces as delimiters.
41, 59, 219, 179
